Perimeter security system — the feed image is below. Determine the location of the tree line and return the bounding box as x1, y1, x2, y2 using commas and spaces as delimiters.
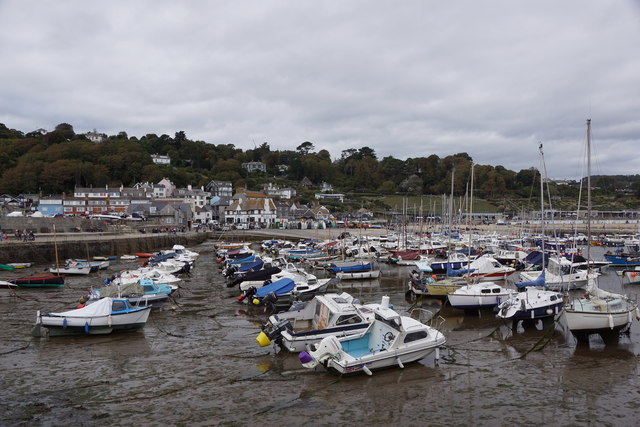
1, 122, 637, 206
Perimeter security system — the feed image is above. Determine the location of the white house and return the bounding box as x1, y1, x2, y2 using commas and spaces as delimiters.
242, 161, 266, 173
85, 129, 106, 143
151, 154, 171, 165
315, 193, 345, 202
224, 190, 276, 226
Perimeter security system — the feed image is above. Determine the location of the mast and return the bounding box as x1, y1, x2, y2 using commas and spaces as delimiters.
586, 119, 592, 265
53, 224, 60, 275
539, 143, 545, 265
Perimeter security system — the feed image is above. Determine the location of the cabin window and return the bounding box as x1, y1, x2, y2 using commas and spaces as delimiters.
550, 295, 557, 301
492, 288, 502, 293
336, 315, 363, 325
112, 300, 127, 311
404, 331, 429, 343
481, 289, 490, 294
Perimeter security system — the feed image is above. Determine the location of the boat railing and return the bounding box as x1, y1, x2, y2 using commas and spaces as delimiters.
408, 308, 446, 331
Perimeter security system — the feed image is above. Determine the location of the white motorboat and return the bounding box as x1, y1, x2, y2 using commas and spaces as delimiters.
299, 296, 446, 375
496, 272, 564, 320
256, 292, 376, 352
447, 282, 514, 309
336, 269, 381, 280
520, 255, 588, 290
49, 261, 92, 275
32, 297, 151, 337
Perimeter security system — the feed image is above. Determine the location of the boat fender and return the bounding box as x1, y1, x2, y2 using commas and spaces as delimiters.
62, 318, 68, 328
396, 357, 405, 369
108, 314, 112, 328
635, 307, 640, 321
608, 314, 614, 330
362, 365, 373, 376
84, 322, 89, 334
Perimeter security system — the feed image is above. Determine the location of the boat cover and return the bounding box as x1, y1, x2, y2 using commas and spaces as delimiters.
515, 271, 546, 289
255, 278, 295, 297
47, 297, 118, 317
237, 259, 264, 273
446, 263, 475, 277
229, 255, 256, 264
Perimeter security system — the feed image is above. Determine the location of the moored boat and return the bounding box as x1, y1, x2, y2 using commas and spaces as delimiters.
256, 292, 376, 352
298, 296, 446, 375
31, 297, 151, 337
8, 273, 65, 287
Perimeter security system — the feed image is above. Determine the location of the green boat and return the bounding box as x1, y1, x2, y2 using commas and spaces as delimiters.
0, 264, 16, 271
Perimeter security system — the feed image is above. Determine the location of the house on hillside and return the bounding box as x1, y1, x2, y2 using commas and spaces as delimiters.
262, 183, 296, 200
85, 129, 106, 143
206, 180, 233, 197
174, 185, 210, 208
157, 178, 176, 197
151, 154, 171, 165
300, 177, 314, 189
242, 161, 266, 173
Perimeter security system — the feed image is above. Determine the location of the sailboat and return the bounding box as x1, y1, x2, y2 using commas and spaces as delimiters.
563, 119, 639, 343
448, 163, 514, 309
496, 143, 565, 322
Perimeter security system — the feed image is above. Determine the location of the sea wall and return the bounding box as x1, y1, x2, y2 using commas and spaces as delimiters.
0, 232, 212, 264
0, 217, 117, 234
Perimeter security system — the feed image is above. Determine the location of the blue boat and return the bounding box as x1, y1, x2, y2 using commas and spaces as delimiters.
228, 254, 256, 265
236, 259, 264, 273
254, 278, 296, 298
604, 246, 640, 267
327, 261, 373, 273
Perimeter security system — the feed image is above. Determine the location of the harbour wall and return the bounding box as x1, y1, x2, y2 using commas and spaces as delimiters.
0, 232, 212, 264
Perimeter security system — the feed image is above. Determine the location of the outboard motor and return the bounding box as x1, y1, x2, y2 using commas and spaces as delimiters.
256, 291, 279, 312
299, 335, 343, 369
256, 319, 291, 347
238, 286, 257, 302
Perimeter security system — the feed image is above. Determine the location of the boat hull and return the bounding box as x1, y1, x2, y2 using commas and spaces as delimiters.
564, 309, 635, 334
34, 308, 151, 337
327, 337, 445, 375
9, 274, 65, 287
336, 270, 381, 280
448, 293, 511, 309
501, 301, 564, 320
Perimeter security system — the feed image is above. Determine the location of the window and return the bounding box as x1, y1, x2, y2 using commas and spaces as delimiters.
112, 300, 127, 311
404, 331, 429, 343
335, 314, 363, 325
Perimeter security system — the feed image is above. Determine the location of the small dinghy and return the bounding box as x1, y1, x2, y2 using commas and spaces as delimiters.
32, 297, 151, 337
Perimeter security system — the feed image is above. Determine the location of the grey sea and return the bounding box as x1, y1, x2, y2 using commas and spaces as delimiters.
1, 241, 639, 426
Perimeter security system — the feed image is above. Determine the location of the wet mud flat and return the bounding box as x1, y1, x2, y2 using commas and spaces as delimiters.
1, 241, 639, 426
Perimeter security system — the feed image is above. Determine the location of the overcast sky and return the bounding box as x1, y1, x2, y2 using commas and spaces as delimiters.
1, 1, 639, 179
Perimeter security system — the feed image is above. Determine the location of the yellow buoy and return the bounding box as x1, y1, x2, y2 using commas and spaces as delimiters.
256, 331, 271, 347
252, 298, 260, 305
